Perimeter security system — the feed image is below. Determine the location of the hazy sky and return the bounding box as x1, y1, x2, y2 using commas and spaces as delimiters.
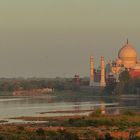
0, 0, 140, 78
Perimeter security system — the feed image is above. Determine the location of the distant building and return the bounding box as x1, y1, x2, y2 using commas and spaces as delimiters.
73, 74, 81, 85
89, 40, 140, 87
89, 56, 106, 87
110, 40, 140, 79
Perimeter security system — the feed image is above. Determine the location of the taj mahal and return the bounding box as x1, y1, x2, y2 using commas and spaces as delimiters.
89, 40, 140, 87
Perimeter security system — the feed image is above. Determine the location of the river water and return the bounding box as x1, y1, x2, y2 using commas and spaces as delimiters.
0, 92, 139, 122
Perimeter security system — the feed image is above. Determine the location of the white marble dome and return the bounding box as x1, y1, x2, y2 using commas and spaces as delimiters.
118, 41, 137, 68
118, 43, 137, 59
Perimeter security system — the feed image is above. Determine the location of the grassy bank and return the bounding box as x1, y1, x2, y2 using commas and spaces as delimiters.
7, 110, 140, 140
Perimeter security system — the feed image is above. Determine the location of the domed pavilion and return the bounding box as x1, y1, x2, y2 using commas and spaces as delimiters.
89, 39, 140, 87
118, 40, 137, 68
111, 40, 140, 79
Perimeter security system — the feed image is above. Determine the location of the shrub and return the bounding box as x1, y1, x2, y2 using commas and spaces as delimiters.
46, 131, 79, 140
36, 128, 45, 136
122, 110, 136, 116
89, 109, 102, 117
104, 133, 113, 140
0, 136, 6, 140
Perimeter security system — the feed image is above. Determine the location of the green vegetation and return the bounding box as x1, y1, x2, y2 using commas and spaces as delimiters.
122, 110, 137, 116
104, 70, 140, 95
13, 109, 140, 129
1, 111, 140, 140
46, 130, 79, 140
0, 70, 139, 95
114, 70, 134, 95
0, 78, 79, 94
0, 128, 79, 140
89, 108, 102, 117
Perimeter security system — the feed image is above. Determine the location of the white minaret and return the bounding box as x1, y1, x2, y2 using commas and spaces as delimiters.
100, 56, 106, 87
89, 56, 94, 86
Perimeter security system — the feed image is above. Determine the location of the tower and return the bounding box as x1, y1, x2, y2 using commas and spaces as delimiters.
89, 56, 94, 86
100, 56, 106, 87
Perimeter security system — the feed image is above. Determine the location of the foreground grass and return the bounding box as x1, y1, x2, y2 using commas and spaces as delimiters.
7, 110, 140, 140
12, 110, 140, 128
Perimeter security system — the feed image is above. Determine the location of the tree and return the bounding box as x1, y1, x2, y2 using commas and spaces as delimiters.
119, 70, 131, 83
114, 70, 132, 95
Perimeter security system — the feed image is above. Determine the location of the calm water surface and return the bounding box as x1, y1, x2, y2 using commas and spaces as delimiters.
0, 92, 139, 121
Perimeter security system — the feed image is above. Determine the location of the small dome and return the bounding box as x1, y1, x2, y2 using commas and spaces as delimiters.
118, 42, 137, 59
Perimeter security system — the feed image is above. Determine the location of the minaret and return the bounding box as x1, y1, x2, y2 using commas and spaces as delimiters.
89, 56, 94, 86
100, 56, 106, 87
127, 38, 128, 44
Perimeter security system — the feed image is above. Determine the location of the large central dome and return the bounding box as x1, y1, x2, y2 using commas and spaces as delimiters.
118, 43, 137, 59
118, 41, 137, 68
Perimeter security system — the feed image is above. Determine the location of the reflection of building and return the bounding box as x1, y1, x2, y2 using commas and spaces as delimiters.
89, 40, 140, 87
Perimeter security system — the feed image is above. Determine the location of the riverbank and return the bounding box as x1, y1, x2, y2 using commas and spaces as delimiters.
1, 111, 140, 140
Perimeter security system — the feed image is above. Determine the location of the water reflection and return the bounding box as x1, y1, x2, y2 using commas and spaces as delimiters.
0, 92, 139, 120
119, 97, 140, 110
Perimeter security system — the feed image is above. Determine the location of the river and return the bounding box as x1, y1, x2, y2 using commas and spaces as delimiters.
0, 91, 139, 122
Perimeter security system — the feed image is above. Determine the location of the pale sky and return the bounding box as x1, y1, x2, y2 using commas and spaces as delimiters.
0, 0, 140, 78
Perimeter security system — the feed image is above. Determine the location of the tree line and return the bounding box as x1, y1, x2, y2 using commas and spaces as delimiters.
104, 70, 140, 95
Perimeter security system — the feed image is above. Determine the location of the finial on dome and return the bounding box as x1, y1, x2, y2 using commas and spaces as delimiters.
127, 38, 128, 44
